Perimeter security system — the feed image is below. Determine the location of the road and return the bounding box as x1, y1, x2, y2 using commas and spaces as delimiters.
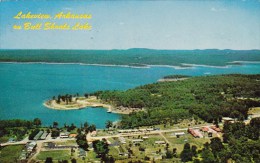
1, 123, 211, 147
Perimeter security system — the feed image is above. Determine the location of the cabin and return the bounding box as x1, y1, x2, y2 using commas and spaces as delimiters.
132, 139, 144, 143
34, 131, 44, 140
40, 132, 48, 140
146, 128, 154, 131
69, 134, 77, 138
174, 132, 185, 138
155, 141, 166, 144
201, 127, 209, 132
188, 128, 203, 138
118, 129, 132, 133
26, 141, 37, 153
60, 132, 69, 138
210, 126, 222, 132
200, 127, 213, 137
222, 117, 235, 123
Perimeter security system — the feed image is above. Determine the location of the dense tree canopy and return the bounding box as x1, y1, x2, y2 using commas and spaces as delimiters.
94, 74, 260, 128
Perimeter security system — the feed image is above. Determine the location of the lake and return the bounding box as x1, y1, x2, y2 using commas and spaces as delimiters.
0, 62, 260, 128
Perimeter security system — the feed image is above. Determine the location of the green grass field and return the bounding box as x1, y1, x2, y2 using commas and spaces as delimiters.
36, 150, 71, 161
163, 132, 210, 154
0, 145, 24, 163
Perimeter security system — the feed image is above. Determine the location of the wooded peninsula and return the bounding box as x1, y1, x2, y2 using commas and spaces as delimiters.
91, 74, 260, 128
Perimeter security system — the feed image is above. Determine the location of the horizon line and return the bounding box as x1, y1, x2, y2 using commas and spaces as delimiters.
1, 48, 260, 51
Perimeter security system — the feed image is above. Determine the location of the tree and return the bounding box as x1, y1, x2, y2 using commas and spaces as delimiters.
92, 139, 109, 160
71, 158, 77, 163
210, 137, 224, 155
250, 117, 260, 128
172, 148, 177, 158
29, 129, 40, 140
67, 123, 76, 132
76, 133, 88, 151
165, 143, 169, 150
57, 95, 61, 104
105, 120, 113, 130
88, 124, 96, 133
165, 150, 173, 159
201, 148, 216, 163
180, 143, 193, 162
45, 157, 53, 163
191, 145, 197, 157
53, 121, 58, 128
33, 118, 41, 127
51, 129, 60, 137
84, 122, 89, 133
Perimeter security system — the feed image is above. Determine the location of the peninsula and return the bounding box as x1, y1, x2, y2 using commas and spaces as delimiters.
44, 95, 142, 114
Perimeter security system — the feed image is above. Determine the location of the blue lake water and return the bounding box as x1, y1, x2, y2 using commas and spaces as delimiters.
0, 62, 260, 128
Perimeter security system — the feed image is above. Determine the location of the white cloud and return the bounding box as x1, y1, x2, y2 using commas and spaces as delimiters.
119, 22, 124, 25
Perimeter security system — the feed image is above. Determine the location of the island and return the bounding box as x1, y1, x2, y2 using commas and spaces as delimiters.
158, 75, 190, 82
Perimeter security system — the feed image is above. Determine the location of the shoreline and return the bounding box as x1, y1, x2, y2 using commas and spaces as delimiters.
1, 60, 255, 69
43, 96, 141, 114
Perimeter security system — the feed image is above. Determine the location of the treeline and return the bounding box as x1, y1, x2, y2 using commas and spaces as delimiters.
94, 74, 260, 128
163, 75, 190, 79
0, 119, 34, 140
1, 49, 260, 67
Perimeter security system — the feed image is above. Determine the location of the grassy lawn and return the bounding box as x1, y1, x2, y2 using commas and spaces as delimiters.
36, 150, 71, 161
248, 107, 260, 115
164, 132, 210, 154
55, 140, 76, 145
0, 145, 24, 163
109, 135, 168, 161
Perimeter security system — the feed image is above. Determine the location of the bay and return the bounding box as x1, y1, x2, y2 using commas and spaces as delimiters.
0, 62, 260, 128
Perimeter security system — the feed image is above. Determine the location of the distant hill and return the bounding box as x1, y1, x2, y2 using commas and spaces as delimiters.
0, 49, 260, 66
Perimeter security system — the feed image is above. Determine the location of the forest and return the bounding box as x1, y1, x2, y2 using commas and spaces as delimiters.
94, 74, 260, 128
0, 49, 260, 66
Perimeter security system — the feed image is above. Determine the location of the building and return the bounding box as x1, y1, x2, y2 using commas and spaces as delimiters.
201, 127, 209, 132
60, 132, 69, 138
33, 131, 44, 140
40, 132, 49, 140
210, 126, 222, 132
174, 132, 185, 138
222, 117, 235, 123
132, 139, 144, 143
188, 128, 203, 138
26, 141, 37, 153
200, 127, 213, 137
69, 134, 77, 138
155, 141, 166, 144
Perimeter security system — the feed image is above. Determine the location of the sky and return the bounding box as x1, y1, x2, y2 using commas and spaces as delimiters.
0, 0, 260, 50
